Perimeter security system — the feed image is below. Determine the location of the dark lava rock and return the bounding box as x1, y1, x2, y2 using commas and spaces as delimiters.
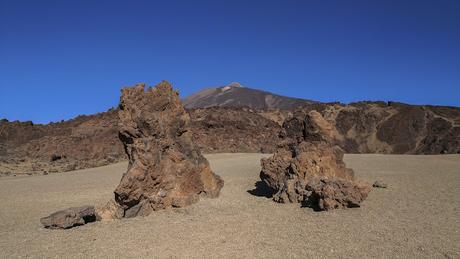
40, 206, 97, 229
372, 181, 388, 188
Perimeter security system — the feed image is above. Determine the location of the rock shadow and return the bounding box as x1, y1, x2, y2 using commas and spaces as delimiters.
247, 180, 274, 198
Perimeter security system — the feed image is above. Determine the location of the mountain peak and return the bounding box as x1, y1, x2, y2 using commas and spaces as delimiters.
227, 82, 243, 88
183, 83, 315, 109
222, 82, 243, 92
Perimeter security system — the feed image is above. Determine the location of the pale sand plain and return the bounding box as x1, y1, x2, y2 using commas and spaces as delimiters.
0, 153, 459, 258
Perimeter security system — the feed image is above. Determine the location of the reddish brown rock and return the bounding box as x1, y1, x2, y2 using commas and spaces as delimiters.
260, 111, 370, 211
305, 178, 371, 210
113, 82, 223, 217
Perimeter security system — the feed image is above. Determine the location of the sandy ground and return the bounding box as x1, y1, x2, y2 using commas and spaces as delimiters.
0, 153, 459, 258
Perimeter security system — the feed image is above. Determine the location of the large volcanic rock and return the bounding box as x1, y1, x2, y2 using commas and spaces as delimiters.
110, 82, 224, 218
260, 111, 370, 211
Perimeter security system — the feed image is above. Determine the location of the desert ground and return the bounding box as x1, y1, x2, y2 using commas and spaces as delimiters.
0, 153, 459, 258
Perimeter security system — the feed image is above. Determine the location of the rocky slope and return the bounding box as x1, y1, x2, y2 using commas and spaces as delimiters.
306, 101, 460, 154
0, 110, 125, 175
183, 82, 314, 109
188, 107, 283, 153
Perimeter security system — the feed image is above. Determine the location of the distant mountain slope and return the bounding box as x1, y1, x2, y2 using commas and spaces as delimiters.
183, 82, 315, 109
1, 82, 459, 176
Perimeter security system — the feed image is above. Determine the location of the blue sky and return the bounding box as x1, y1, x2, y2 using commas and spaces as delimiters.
1, 0, 459, 123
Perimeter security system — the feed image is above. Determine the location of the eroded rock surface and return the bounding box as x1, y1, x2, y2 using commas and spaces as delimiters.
260, 111, 370, 211
305, 178, 371, 210
112, 82, 223, 218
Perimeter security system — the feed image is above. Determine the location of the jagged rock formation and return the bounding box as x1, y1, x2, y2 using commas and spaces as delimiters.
110, 82, 223, 218
260, 111, 370, 211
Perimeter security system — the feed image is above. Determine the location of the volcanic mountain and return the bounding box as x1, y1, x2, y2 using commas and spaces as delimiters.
183, 82, 315, 109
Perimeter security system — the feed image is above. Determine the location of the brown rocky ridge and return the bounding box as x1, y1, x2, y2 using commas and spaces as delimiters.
260, 111, 371, 210
1, 86, 459, 176
0, 110, 125, 175
40, 81, 224, 228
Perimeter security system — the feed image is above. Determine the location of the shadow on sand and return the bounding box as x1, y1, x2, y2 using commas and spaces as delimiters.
247, 180, 274, 198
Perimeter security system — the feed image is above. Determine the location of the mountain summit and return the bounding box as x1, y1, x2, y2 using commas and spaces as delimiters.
183, 82, 314, 109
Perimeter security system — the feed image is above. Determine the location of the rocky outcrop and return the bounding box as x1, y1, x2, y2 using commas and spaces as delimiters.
40, 206, 97, 229
260, 111, 370, 211
111, 82, 223, 218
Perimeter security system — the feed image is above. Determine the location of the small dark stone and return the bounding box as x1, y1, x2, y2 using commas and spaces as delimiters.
50, 154, 62, 162
372, 181, 388, 188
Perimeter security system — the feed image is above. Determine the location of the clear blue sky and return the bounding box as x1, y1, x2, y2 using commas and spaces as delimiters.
1, 0, 459, 123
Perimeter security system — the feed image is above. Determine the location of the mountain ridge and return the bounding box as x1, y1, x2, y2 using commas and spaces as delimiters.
1, 82, 459, 176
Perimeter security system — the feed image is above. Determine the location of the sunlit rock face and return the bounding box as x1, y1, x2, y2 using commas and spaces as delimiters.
260, 111, 370, 211
112, 81, 224, 218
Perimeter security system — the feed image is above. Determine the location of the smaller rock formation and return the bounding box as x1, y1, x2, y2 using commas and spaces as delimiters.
372, 181, 388, 188
260, 111, 370, 211
305, 178, 371, 210
40, 206, 97, 229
